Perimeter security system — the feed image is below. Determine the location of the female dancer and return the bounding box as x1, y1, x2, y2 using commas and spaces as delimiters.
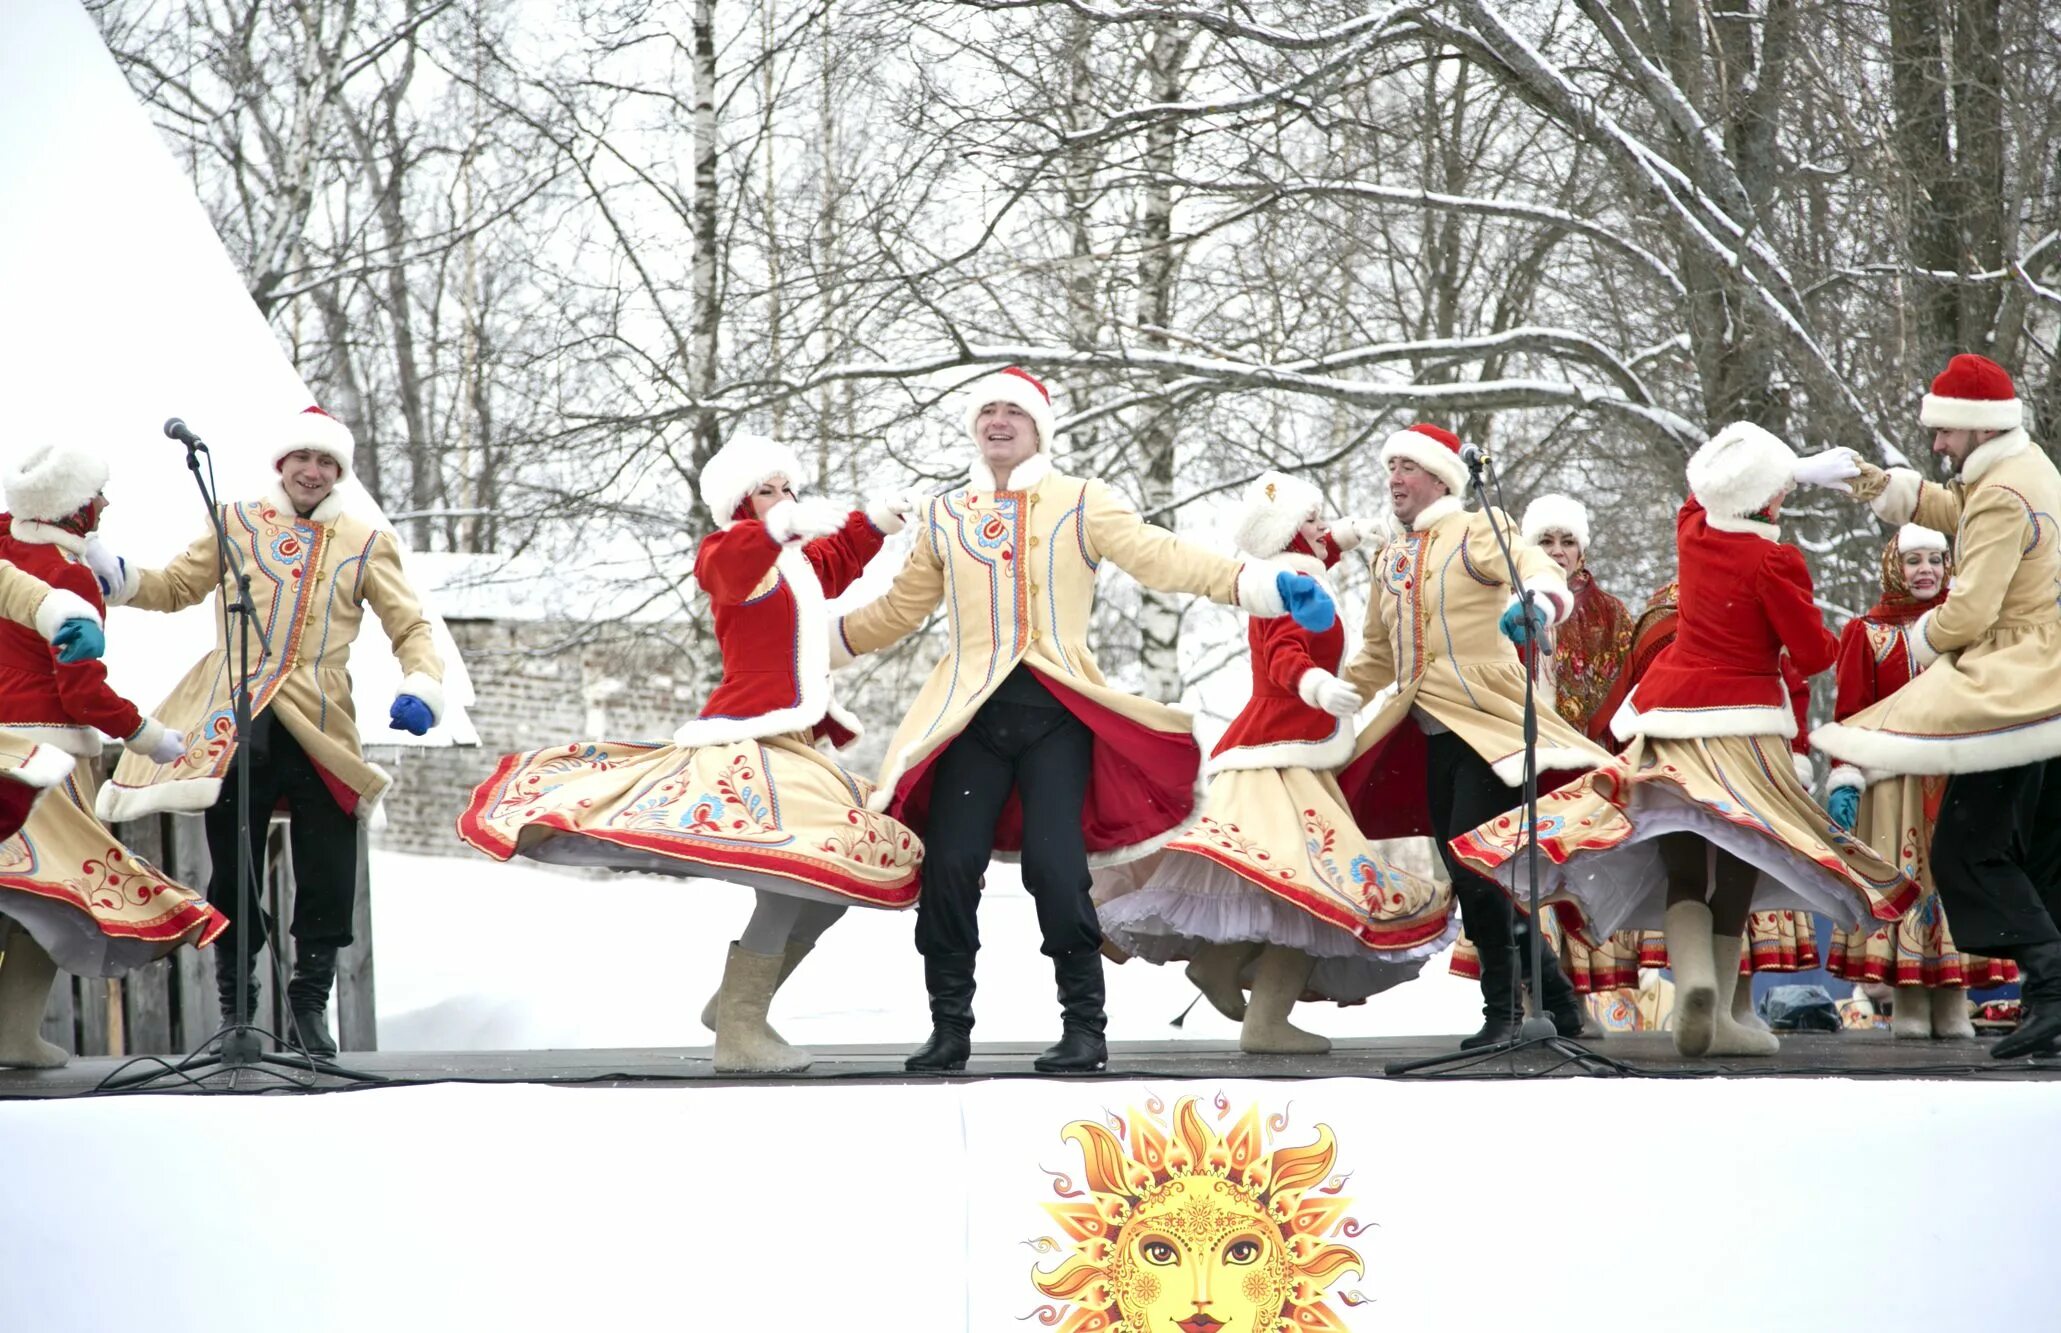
1824, 525, 2015, 1037
460, 435, 922, 1072
1097, 472, 1452, 1053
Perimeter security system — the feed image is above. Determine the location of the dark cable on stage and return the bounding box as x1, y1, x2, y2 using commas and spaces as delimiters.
87, 416, 385, 1095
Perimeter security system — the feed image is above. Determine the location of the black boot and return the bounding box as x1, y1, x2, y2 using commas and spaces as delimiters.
215, 943, 263, 1027
1035, 948, 1109, 1073
905, 953, 976, 1072
1993, 942, 2061, 1059
1517, 922, 1591, 1038
1460, 942, 1523, 1049
286, 944, 340, 1061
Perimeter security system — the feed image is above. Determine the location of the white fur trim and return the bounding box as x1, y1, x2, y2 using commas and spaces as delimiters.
1611, 693, 1799, 742
4, 443, 108, 522
7, 722, 101, 758
266, 484, 347, 525
32, 588, 100, 642
1232, 470, 1322, 559
1825, 763, 1866, 794
8, 519, 85, 554
967, 451, 1052, 493
1329, 513, 1385, 552
10, 743, 76, 790
1235, 561, 1289, 618
1896, 523, 1948, 554
1958, 428, 2032, 485
1379, 428, 1468, 497
673, 544, 847, 750
1922, 393, 2022, 433
397, 671, 446, 726
1487, 744, 1607, 785
1520, 493, 1590, 549
1273, 553, 1327, 580
1207, 721, 1357, 775
94, 774, 222, 822
1790, 751, 1815, 787
960, 370, 1059, 456
1688, 421, 1799, 517
1813, 714, 2061, 777
698, 434, 805, 525
1408, 495, 1468, 532
762, 496, 843, 544
1703, 511, 1781, 540
1869, 468, 1923, 526
273, 408, 355, 481
1909, 607, 1942, 671
863, 495, 907, 536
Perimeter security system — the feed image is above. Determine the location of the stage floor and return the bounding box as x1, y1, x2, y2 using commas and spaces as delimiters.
4, 1029, 2056, 1096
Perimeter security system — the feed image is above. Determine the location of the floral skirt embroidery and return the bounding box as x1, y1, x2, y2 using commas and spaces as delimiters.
458, 733, 921, 908
1449, 925, 1645, 992
1095, 765, 1454, 1002
0, 759, 224, 978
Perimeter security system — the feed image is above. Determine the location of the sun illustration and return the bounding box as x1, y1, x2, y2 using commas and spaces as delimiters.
1027, 1093, 1369, 1333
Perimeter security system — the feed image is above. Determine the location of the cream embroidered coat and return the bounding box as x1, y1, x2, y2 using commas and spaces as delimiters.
1815, 429, 2061, 774
1341, 496, 1610, 783
0, 559, 103, 792
97, 487, 445, 823
836, 455, 1286, 864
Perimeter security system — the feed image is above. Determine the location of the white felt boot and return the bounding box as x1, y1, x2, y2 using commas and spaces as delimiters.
700, 937, 816, 1035
1890, 984, 1933, 1039
1186, 941, 1261, 1022
1663, 900, 1718, 1057
1730, 941, 1771, 1033
1930, 985, 1976, 1040
0, 926, 68, 1069
1708, 931, 1780, 1056
712, 943, 812, 1073
1239, 945, 1331, 1055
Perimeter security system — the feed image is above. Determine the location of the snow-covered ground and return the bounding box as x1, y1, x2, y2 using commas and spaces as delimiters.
371, 847, 1483, 1050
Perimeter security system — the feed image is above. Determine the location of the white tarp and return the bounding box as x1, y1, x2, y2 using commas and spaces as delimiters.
0, 0, 474, 744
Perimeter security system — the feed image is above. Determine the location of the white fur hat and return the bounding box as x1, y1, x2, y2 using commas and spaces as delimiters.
1521, 493, 1590, 549
1378, 422, 1469, 497
960, 367, 1058, 454
1896, 523, 1948, 554
4, 443, 109, 521
1686, 421, 1798, 518
1232, 470, 1322, 558
698, 433, 805, 524
274, 406, 355, 480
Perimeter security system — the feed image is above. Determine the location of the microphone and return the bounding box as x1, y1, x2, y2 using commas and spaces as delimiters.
1460, 441, 1489, 476
163, 418, 205, 449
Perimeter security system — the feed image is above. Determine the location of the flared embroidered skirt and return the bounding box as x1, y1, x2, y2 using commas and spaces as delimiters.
1449, 734, 1918, 940
1448, 924, 1645, 992
459, 734, 921, 907
1096, 765, 1454, 1002
1632, 911, 1821, 973
0, 759, 224, 977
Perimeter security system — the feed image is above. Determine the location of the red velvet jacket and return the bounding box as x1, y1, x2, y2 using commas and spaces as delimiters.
677, 510, 885, 750
1616, 498, 1837, 740
0, 516, 144, 754
1211, 542, 1352, 772
1822, 596, 1929, 791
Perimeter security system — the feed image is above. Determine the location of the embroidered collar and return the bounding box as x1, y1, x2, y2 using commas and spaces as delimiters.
8, 517, 86, 554
1960, 428, 2032, 485
967, 452, 1053, 493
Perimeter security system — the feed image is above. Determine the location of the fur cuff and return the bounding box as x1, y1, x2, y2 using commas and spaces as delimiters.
1910, 608, 1944, 671
1235, 561, 1289, 618
1790, 751, 1815, 787
830, 619, 856, 669
33, 588, 101, 642
863, 495, 907, 536
1517, 572, 1572, 626
15, 743, 77, 790
1869, 468, 1924, 527
764, 497, 844, 544
1296, 668, 1329, 709
1825, 763, 1866, 795
124, 716, 167, 756
397, 671, 446, 724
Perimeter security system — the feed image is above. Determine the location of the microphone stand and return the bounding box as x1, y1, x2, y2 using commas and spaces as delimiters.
1386, 447, 1629, 1078
97, 422, 381, 1092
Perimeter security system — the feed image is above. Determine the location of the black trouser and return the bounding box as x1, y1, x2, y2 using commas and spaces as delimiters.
205, 711, 360, 960
1931, 757, 2061, 957
1426, 730, 1526, 956
914, 678, 1099, 960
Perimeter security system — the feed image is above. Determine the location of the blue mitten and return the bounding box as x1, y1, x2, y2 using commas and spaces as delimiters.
1498, 597, 1545, 645
389, 694, 435, 735
52, 618, 105, 664
1275, 571, 1336, 633
1828, 785, 1860, 832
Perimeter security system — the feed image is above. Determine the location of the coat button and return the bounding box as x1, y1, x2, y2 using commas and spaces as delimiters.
1030, 582, 1042, 597
1029, 536, 1041, 548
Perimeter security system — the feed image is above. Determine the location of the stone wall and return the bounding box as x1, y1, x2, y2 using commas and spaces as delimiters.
367, 618, 697, 857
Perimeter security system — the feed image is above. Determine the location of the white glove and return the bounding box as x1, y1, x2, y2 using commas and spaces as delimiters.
127, 717, 188, 765
763, 496, 845, 543
1328, 513, 1387, 552
82, 535, 132, 603
1791, 448, 1861, 494
864, 488, 926, 536
1297, 668, 1363, 719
